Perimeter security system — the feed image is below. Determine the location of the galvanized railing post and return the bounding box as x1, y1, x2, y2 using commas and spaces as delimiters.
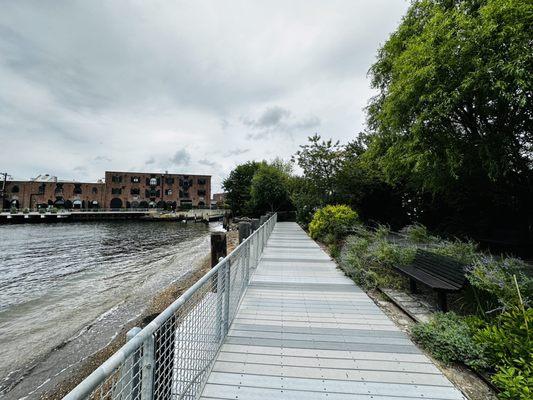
223, 259, 231, 335
216, 259, 224, 342
245, 240, 250, 284
114, 327, 141, 400
141, 334, 155, 400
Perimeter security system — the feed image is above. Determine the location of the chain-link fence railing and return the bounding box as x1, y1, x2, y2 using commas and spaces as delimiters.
63, 213, 277, 400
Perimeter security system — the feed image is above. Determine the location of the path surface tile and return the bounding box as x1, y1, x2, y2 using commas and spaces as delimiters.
200, 222, 466, 400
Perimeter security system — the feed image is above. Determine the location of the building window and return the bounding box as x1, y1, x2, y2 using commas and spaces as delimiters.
179, 190, 189, 198
55, 183, 63, 193
149, 178, 157, 186
131, 176, 140, 183
11, 185, 20, 193
92, 187, 98, 194
198, 178, 207, 185
198, 189, 206, 196
111, 175, 122, 183
111, 188, 122, 195
165, 177, 174, 185
165, 189, 173, 195
38, 183, 46, 194
131, 188, 140, 195
73, 184, 82, 194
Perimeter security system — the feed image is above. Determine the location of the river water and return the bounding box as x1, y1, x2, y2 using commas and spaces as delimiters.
0, 221, 216, 399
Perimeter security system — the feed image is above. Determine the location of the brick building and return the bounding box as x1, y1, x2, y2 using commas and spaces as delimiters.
104, 171, 210, 209
212, 192, 227, 207
1, 171, 211, 210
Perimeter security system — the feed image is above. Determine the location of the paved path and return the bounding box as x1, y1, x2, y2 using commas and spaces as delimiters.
200, 222, 466, 399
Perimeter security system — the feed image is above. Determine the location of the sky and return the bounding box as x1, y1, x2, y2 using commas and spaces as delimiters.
0, 0, 409, 193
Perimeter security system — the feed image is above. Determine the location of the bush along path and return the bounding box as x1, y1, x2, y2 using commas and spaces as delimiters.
307, 205, 532, 400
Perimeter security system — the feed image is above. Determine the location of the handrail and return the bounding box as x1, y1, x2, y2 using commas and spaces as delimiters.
63, 212, 277, 400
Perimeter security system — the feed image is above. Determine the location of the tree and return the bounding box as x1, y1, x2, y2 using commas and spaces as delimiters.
365, 0, 533, 237
250, 164, 291, 213
292, 134, 345, 203
222, 161, 264, 216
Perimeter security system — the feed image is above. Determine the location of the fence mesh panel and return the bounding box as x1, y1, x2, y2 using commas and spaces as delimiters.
64, 214, 277, 400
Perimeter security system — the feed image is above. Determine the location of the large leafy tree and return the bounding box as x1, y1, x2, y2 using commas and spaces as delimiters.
222, 161, 264, 216
250, 163, 292, 213
366, 0, 533, 236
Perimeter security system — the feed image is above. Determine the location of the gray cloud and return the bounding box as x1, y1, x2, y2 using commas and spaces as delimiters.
223, 148, 250, 157
145, 157, 156, 165
170, 149, 191, 166
198, 159, 219, 168
94, 155, 112, 162
244, 106, 321, 140
243, 106, 291, 129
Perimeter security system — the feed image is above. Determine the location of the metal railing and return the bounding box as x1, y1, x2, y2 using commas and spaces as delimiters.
63, 213, 277, 400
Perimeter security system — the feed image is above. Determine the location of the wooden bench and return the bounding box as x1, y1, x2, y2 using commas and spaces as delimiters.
394, 249, 466, 311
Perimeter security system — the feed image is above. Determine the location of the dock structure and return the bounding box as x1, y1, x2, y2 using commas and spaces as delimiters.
200, 222, 466, 399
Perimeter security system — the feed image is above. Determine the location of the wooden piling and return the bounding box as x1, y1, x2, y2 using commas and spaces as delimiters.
211, 232, 227, 268
238, 221, 252, 244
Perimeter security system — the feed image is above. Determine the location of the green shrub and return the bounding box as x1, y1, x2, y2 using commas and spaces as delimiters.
38, 208, 46, 214
22, 208, 30, 214
401, 223, 435, 243
340, 232, 413, 290
467, 256, 532, 310
411, 312, 488, 369
475, 305, 532, 399
309, 205, 359, 241
433, 239, 479, 265
491, 366, 532, 400
50, 207, 58, 214
10, 206, 18, 214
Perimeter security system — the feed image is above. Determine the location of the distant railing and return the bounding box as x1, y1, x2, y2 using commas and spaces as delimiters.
63, 213, 277, 400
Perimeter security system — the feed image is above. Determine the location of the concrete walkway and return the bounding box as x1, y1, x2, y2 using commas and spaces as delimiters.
200, 222, 466, 399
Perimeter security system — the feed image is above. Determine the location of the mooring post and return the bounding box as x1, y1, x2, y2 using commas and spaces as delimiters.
238, 221, 251, 244
211, 232, 227, 268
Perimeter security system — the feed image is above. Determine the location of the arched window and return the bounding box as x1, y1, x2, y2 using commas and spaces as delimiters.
92, 187, 98, 194
11, 185, 19, 193
149, 178, 157, 186
110, 198, 123, 209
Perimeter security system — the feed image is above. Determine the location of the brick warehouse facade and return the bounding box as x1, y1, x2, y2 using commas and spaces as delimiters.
1, 171, 211, 210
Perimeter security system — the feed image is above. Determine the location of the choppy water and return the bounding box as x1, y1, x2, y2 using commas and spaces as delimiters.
0, 221, 215, 399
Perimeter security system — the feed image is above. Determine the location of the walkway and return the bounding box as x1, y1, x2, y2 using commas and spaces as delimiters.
200, 222, 466, 399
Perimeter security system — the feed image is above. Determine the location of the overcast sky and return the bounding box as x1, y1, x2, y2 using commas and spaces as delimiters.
0, 1, 409, 192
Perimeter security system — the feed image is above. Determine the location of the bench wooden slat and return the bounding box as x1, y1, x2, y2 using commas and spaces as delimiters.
395, 265, 459, 291
392, 249, 467, 312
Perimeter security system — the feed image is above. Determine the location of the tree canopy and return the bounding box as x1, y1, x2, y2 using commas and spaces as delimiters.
364, 0, 533, 236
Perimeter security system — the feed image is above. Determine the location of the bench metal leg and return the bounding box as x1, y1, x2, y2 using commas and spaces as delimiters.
437, 291, 448, 312
409, 278, 417, 294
